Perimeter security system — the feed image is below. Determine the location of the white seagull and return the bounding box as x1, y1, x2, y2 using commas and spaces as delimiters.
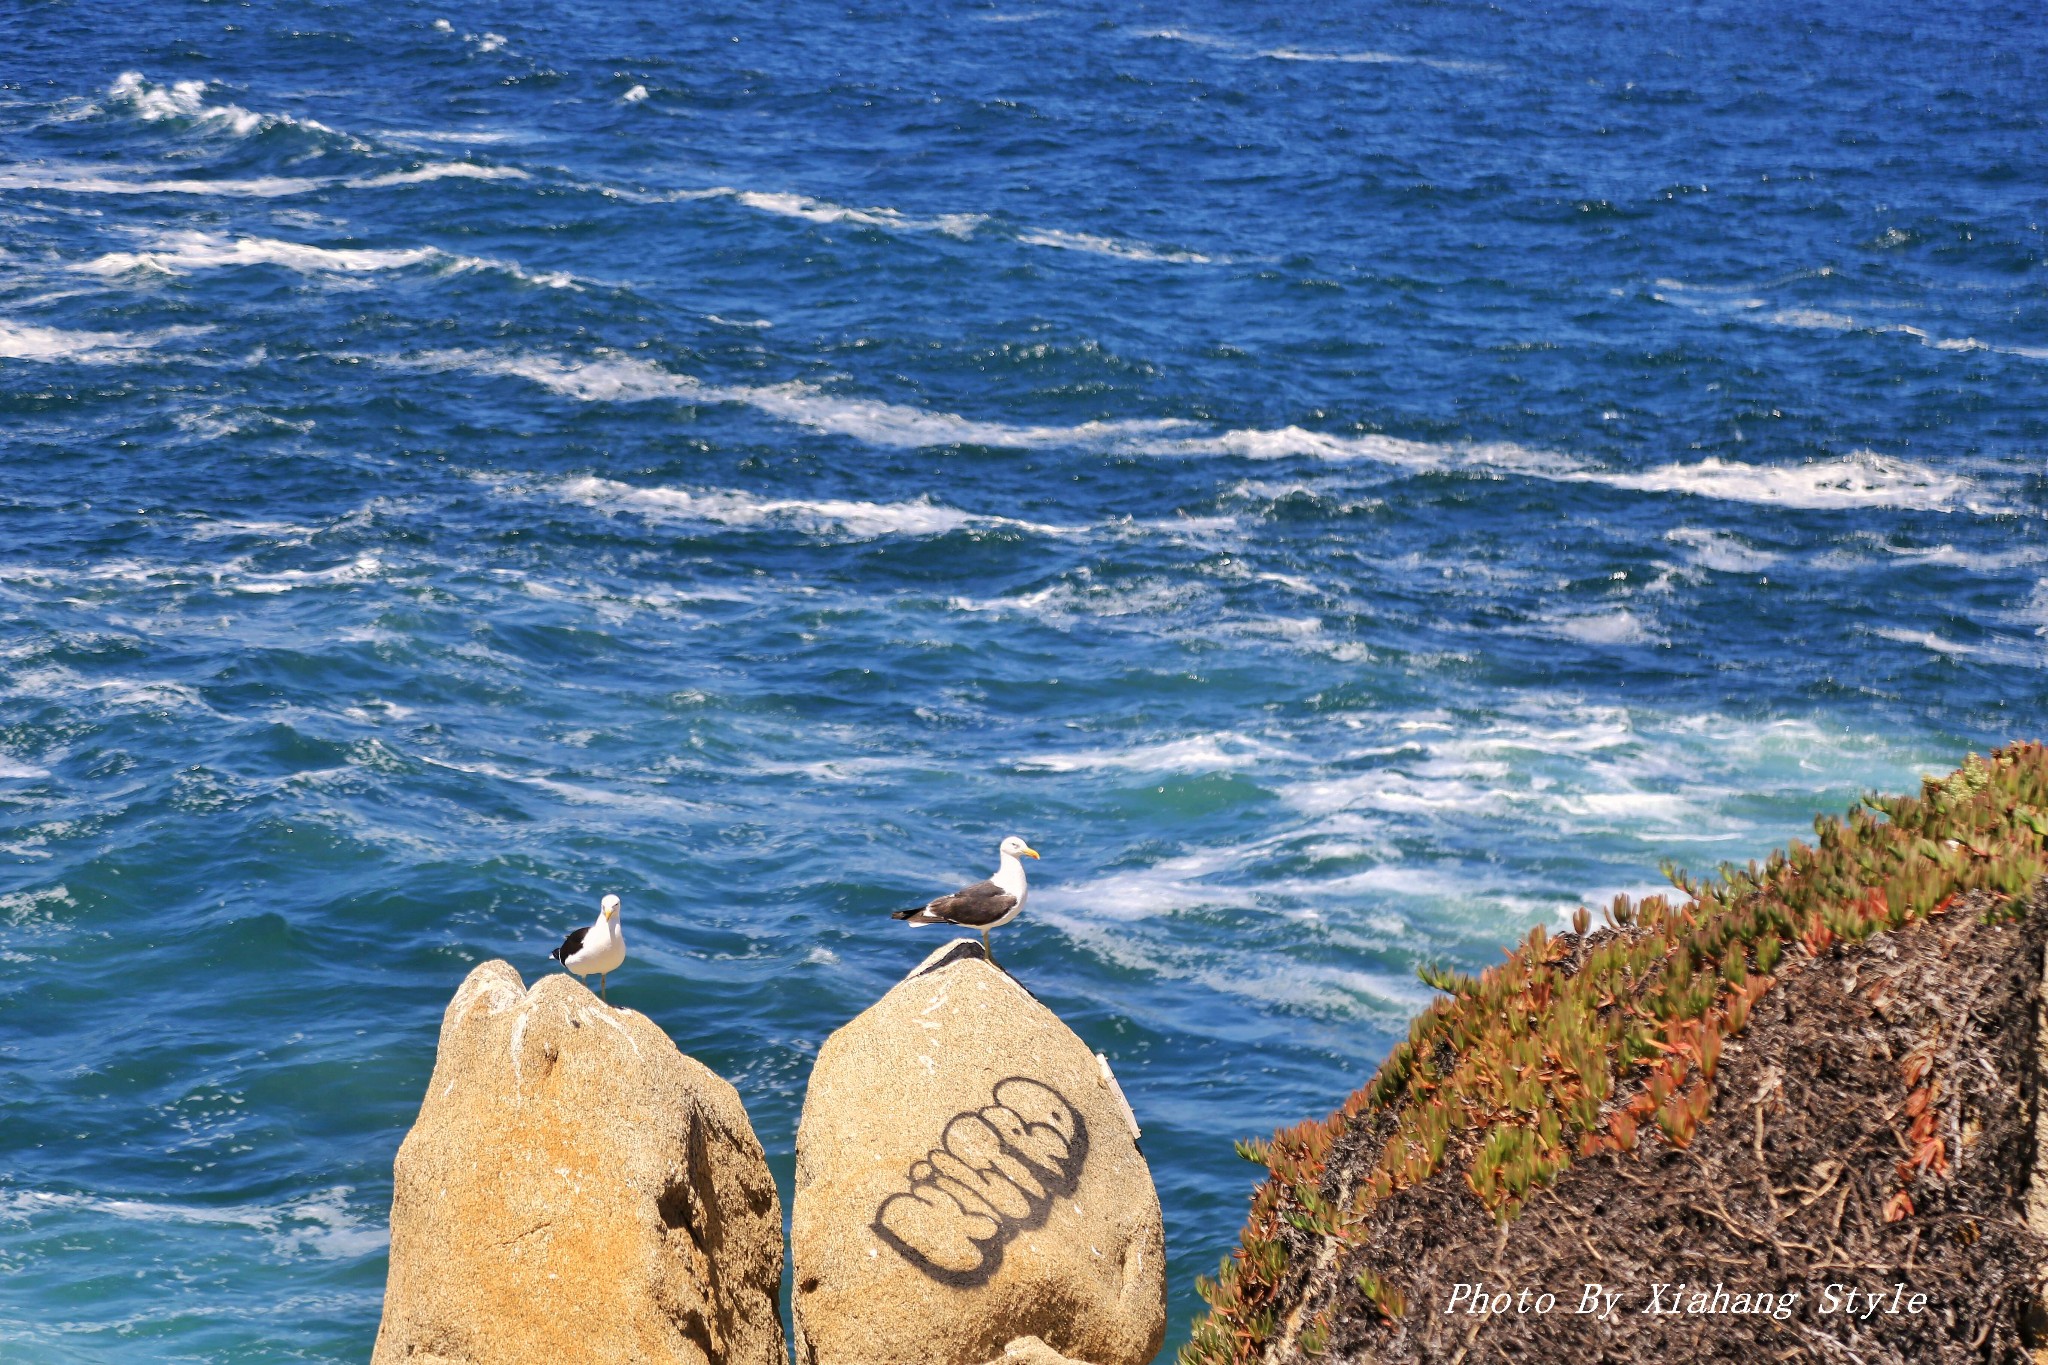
549, 893, 626, 1001
892, 835, 1040, 963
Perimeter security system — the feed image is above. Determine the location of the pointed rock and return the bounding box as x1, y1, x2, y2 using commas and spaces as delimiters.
373, 962, 784, 1365
792, 940, 1165, 1365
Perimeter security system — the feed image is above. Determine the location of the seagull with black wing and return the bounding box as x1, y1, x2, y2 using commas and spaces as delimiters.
892, 835, 1040, 964
549, 893, 626, 1002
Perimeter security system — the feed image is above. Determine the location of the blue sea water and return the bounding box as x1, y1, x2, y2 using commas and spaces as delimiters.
0, 0, 2043, 1357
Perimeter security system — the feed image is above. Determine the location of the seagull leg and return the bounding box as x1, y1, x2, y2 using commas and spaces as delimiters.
601, 973, 608, 1004
981, 928, 993, 964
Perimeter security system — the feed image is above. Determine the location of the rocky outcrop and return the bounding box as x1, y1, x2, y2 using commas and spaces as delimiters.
791, 939, 1166, 1365
1189, 747, 2048, 1365
373, 962, 784, 1365
979, 1338, 1096, 1365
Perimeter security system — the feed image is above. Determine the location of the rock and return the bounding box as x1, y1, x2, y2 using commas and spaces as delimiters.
792, 939, 1166, 1365
373, 962, 784, 1365
982, 1337, 1095, 1365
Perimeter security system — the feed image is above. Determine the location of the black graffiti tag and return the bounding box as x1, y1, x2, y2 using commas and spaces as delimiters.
870, 1076, 1089, 1288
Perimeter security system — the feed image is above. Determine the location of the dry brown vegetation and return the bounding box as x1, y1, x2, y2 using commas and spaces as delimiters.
1184, 744, 2048, 1364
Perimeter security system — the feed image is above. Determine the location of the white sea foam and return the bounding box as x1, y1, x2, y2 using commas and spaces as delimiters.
0, 320, 162, 362
392, 348, 1982, 510
232, 553, 382, 594
77, 230, 577, 288
1871, 626, 2044, 666
947, 576, 1208, 624
347, 162, 528, 188
705, 187, 984, 239
1768, 307, 1856, 331
384, 128, 525, 145
1034, 846, 1257, 921
1135, 28, 1489, 73
1173, 429, 1979, 511
1593, 451, 1970, 510
622, 84, 649, 103
1664, 526, 1780, 572
0, 1186, 386, 1260
405, 348, 1186, 448
80, 231, 437, 276
1541, 608, 1661, 646
109, 72, 264, 137
1256, 45, 1490, 72
0, 885, 74, 926
0, 165, 331, 197
553, 475, 1079, 539
674, 184, 1206, 263
1656, 278, 2048, 364
1014, 228, 1212, 264
0, 160, 524, 198
1014, 732, 1295, 774
1876, 542, 2048, 573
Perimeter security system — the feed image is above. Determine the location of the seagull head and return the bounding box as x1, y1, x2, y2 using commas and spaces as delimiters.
601, 893, 622, 922
1000, 835, 1040, 861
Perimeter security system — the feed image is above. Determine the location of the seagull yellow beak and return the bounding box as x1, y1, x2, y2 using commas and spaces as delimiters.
1022, 846, 1040, 859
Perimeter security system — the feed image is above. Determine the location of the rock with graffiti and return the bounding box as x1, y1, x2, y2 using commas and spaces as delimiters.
792, 939, 1165, 1365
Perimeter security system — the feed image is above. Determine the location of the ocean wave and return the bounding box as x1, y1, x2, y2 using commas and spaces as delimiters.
1768, 307, 2048, 360
404, 348, 1185, 447
347, 163, 529, 188
1664, 526, 1781, 572
1038, 907, 1443, 1020
76, 229, 577, 288
1135, 28, 1490, 73
0, 161, 525, 199
1538, 608, 1662, 647
79, 231, 435, 277
1874, 542, 2048, 573
0, 165, 331, 197
232, 553, 383, 595
173, 408, 318, 441
946, 576, 1210, 623
383, 128, 527, 145
1592, 451, 1970, 511
107, 71, 336, 142
1013, 732, 1296, 774
0, 320, 162, 362
1655, 278, 2048, 364
1869, 626, 2044, 667
1, 666, 205, 711
0, 1186, 386, 1260
670, 184, 1209, 264
1013, 228, 1213, 264
684, 186, 985, 239
550, 474, 1082, 540
1169, 429, 1979, 510
389, 350, 1980, 511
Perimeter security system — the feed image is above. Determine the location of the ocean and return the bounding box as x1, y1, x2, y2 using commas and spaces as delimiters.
1, 0, 2042, 1358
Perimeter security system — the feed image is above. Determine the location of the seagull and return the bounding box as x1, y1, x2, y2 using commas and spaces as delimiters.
549, 893, 626, 1002
892, 836, 1040, 964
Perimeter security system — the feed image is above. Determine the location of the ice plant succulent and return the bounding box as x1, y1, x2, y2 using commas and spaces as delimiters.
1181, 744, 2048, 1365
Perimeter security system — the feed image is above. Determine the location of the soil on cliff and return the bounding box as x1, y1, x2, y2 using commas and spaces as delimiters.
1263, 886, 2048, 1364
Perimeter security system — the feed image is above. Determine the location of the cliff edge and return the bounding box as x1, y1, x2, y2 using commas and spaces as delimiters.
1187, 745, 2048, 1364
